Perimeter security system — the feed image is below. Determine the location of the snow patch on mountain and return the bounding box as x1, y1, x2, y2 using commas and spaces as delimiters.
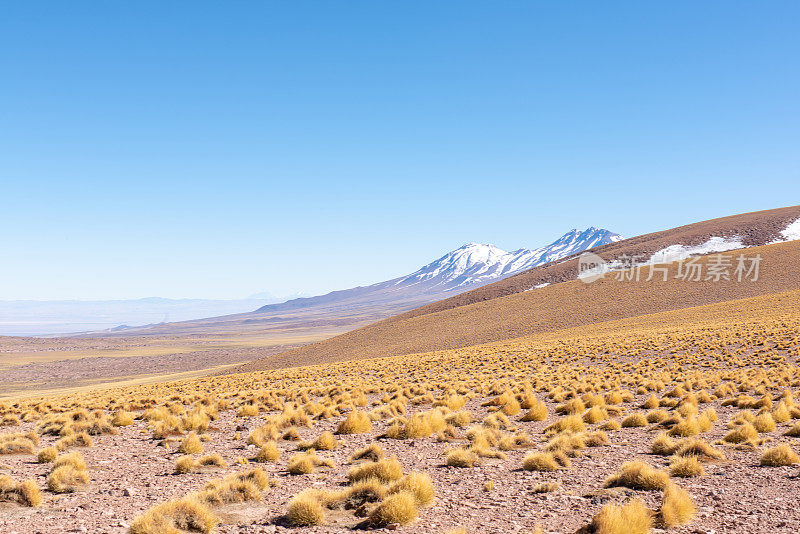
647, 236, 746, 265
771, 218, 800, 243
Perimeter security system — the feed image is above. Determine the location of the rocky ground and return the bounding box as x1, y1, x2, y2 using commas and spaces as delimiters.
2, 393, 799, 534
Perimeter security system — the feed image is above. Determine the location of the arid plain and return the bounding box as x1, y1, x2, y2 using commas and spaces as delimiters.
2, 207, 800, 534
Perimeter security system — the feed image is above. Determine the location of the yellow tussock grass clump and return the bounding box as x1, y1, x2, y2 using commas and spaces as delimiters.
0, 475, 42, 507
723, 422, 759, 444
520, 401, 548, 422
603, 461, 669, 490
175, 455, 197, 474
589, 498, 652, 534
350, 443, 384, 463
54, 452, 86, 471
621, 413, 648, 428
255, 442, 281, 463
659, 483, 696, 527
445, 448, 478, 468
178, 432, 204, 454
287, 489, 326, 526
37, 447, 58, 464
669, 456, 704, 477
336, 410, 372, 434
111, 410, 135, 426
368, 491, 418, 526
47, 465, 89, 493
544, 414, 585, 434
389, 471, 434, 507
522, 452, 562, 472
130, 497, 219, 534
348, 456, 403, 483
760, 444, 800, 466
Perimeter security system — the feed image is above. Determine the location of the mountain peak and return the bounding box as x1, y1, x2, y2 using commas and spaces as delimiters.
401, 227, 620, 290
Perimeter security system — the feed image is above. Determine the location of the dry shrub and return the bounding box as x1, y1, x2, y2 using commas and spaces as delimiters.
532, 481, 561, 493
673, 439, 725, 461
47, 465, 89, 493
621, 413, 648, 428
659, 483, 696, 527
348, 456, 403, 483
175, 455, 197, 474
520, 401, 548, 422
522, 452, 562, 472
288, 452, 332, 475
287, 489, 325, 526
111, 410, 135, 426
446, 410, 473, 427
723, 422, 759, 444
544, 414, 585, 434
37, 446, 58, 464
669, 456, 704, 478
601, 419, 622, 431
0, 475, 42, 507
753, 412, 777, 433
198, 454, 226, 468
445, 448, 478, 468
255, 442, 281, 463
589, 498, 652, 534
130, 497, 218, 534
368, 491, 418, 527
0, 432, 37, 455
646, 409, 669, 423
389, 471, 434, 507
350, 443, 384, 463
237, 404, 259, 417
336, 410, 372, 434
583, 406, 607, 424
760, 444, 800, 466
603, 461, 669, 491
178, 432, 204, 454
54, 452, 86, 471
785, 422, 800, 437
667, 417, 702, 437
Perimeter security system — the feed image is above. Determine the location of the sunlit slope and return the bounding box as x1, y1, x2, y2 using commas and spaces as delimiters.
232, 238, 800, 371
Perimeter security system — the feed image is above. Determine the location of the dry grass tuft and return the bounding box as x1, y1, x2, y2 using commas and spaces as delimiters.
348, 456, 403, 483
522, 452, 562, 472
760, 444, 800, 466
336, 410, 372, 434
589, 498, 653, 534
604, 461, 669, 490
350, 443, 384, 463
445, 448, 478, 468
47, 465, 89, 493
0, 475, 42, 507
389, 471, 434, 507
368, 491, 418, 526
669, 456, 704, 478
178, 432, 204, 454
255, 441, 281, 463
130, 497, 219, 533
659, 483, 696, 527
37, 446, 58, 464
287, 489, 326, 526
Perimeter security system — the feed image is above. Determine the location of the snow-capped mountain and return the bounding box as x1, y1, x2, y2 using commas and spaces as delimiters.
399, 227, 622, 291
114, 227, 620, 336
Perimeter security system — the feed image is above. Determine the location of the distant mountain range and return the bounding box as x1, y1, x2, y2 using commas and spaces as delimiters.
4, 227, 620, 337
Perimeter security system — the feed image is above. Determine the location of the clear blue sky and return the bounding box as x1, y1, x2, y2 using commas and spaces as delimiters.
1, 2, 798, 300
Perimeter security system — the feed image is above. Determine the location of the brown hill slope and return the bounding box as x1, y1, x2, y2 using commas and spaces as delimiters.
231, 236, 800, 372
399, 204, 800, 319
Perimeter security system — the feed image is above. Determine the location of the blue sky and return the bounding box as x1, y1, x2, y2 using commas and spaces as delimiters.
1, 2, 798, 300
